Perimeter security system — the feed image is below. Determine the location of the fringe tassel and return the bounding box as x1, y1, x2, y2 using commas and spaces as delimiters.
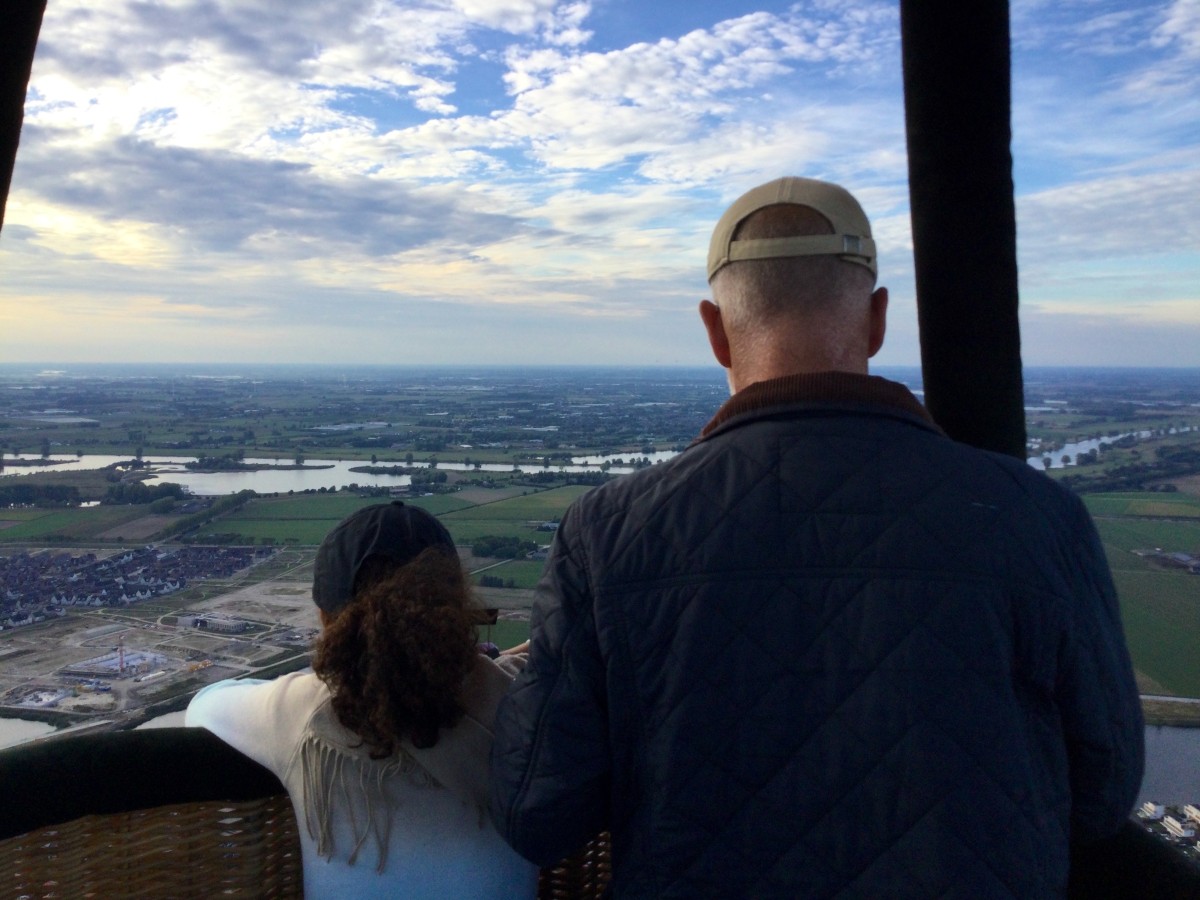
299, 731, 436, 872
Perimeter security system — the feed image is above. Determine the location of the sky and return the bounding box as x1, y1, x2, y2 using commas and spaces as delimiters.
1, 0, 1198, 368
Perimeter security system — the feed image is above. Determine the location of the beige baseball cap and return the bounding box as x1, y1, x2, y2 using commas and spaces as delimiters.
707, 176, 876, 282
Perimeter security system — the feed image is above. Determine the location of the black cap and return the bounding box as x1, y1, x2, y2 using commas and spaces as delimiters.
312, 501, 455, 613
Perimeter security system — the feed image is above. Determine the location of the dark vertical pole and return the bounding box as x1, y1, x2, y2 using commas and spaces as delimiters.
0, 1, 46, 233
900, 0, 1026, 459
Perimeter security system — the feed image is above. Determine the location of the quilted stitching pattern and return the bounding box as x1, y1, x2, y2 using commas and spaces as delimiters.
491, 402, 1143, 898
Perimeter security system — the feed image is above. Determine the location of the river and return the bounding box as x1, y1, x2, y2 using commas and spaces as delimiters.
1138, 725, 1200, 805
1, 453, 645, 496
1027, 426, 1197, 471
4, 426, 1196, 494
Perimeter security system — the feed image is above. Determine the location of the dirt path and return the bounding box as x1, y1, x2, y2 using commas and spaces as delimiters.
1165, 474, 1200, 498
95, 514, 175, 541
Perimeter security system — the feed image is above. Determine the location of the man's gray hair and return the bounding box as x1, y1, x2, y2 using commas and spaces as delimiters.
713, 202, 873, 324
711, 252, 875, 331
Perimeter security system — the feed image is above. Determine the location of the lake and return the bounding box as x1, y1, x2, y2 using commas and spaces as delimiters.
1, 453, 643, 496
0, 717, 56, 750
1138, 725, 1200, 805
8, 429, 1195, 495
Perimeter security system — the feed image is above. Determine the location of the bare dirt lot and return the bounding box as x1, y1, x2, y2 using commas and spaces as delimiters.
454, 486, 529, 505
474, 585, 536, 610
1, 549, 536, 733
0, 572, 318, 727
1167, 474, 1200, 498
191, 581, 318, 630
95, 514, 177, 541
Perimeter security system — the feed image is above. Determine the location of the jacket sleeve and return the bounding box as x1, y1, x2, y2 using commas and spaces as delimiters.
1055, 500, 1144, 842
185, 673, 321, 776
489, 503, 612, 866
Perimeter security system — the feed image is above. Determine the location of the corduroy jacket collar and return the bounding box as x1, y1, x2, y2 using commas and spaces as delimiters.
699, 371, 940, 440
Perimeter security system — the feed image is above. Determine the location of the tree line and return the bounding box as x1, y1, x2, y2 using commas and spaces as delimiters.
472, 535, 538, 559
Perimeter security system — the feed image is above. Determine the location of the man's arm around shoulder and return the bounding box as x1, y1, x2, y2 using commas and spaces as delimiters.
1056, 499, 1144, 842
489, 508, 612, 866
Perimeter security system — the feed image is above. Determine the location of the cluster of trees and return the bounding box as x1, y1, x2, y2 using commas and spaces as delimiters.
195, 532, 245, 544
186, 452, 248, 470
472, 535, 538, 559
1059, 443, 1200, 494
0, 483, 81, 507
515, 471, 612, 487
345, 434, 391, 448
411, 470, 449, 485
104, 482, 186, 505
167, 490, 256, 538
411, 435, 449, 452
350, 463, 452, 483
478, 574, 518, 589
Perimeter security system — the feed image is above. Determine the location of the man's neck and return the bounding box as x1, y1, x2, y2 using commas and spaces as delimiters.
727, 360, 869, 395
725, 329, 870, 395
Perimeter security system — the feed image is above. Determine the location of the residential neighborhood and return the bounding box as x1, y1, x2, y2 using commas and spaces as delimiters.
1, 546, 273, 629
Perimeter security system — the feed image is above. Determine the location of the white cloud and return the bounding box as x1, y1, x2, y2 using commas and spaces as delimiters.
490, 6, 898, 178
1153, 0, 1200, 58
5, 0, 1195, 367
1017, 163, 1200, 271
451, 0, 563, 33
26, 0, 471, 155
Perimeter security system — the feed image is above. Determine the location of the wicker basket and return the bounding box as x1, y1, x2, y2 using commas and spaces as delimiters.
0, 729, 613, 898
538, 832, 612, 899
0, 796, 612, 899
0, 795, 302, 900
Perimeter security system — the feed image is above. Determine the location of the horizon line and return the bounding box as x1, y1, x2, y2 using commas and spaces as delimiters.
3, 362, 1200, 373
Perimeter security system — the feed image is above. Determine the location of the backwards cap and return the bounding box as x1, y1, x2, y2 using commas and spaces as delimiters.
706, 176, 876, 282
312, 501, 455, 614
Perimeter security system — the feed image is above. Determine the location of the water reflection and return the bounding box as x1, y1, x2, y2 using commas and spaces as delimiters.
0, 718, 56, 750
1, 453, 642, 496
4, 430, 1196, 493
135, 711, 187, 729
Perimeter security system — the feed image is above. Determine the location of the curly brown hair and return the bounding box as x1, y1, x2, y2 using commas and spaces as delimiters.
311, 547, 479, 758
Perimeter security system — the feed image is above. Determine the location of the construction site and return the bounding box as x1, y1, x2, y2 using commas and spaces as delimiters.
0, 548, 319, 733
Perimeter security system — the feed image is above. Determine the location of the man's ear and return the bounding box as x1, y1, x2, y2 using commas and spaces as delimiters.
867, 287, 888, 359
699, 299, 732, 369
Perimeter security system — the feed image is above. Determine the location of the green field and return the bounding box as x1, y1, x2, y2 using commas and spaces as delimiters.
441, 486, 591, 520
477, 619, 530, 650
6, 479, 1198, 698
0, 505, 150, 541
188, 494, 450, 545
1094, 517, 1200, 562
192, 494, 379, 544
470, 559, 546, 589
439, 486, 586, 546
1085, 492, 1200, 519
1089, 496, 1200, 696
1113, 571, 1200, 696
224, 495, 380, 520
403, 495, 478, 515
186, 487, 581, 547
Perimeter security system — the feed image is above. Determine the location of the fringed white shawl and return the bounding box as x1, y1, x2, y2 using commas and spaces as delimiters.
297, 654, 520, 870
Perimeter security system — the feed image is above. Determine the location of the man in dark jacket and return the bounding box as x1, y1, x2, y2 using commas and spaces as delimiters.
490, 177, 1144, 898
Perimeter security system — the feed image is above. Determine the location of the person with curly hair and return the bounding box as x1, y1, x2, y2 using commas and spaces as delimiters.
187, 501, 537, 898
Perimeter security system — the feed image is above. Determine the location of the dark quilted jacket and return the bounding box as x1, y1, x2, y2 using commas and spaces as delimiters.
490, 373, 1144, 898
